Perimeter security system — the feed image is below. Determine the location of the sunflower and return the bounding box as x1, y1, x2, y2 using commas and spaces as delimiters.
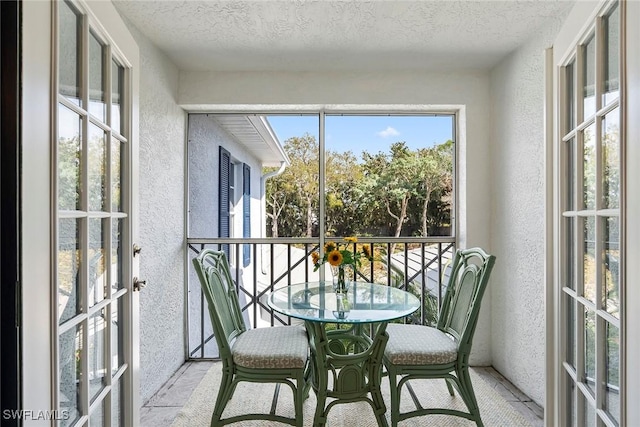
324, 241, 337, 253
311, 236, 374, 272
327, 250, 343, 266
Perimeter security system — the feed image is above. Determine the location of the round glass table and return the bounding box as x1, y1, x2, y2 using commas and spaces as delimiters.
268, 281, 420, 427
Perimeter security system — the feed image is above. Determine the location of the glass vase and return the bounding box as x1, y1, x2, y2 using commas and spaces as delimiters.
333, 292, 351, 319
330, 264, 351, 294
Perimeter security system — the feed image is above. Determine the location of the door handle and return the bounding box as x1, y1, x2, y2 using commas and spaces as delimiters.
133, 244, 142, 257
133, 277, 146, 292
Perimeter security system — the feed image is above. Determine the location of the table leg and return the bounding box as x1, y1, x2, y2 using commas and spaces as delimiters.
305, 321, 390, 427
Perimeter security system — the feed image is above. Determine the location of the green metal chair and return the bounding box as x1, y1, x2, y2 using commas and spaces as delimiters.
192, 249, 311, 426
383, 247, 496, 427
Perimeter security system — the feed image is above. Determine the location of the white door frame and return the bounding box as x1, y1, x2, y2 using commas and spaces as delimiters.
22, 1, 54, 421
21, 1, 140, 425
623, 0, 640, 423
548, 0, 640, 425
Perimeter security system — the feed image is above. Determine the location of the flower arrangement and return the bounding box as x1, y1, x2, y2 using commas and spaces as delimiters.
312, 237, 373, 292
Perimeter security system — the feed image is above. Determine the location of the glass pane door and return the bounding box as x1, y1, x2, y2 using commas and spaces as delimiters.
558, 2, 622, 426
56, 1, 130, 425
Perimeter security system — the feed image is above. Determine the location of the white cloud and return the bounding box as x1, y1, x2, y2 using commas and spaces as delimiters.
377, 126, 400, 138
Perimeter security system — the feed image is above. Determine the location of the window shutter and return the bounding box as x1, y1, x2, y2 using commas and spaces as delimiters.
219, 147, 230, 258
243, 164, 251, 267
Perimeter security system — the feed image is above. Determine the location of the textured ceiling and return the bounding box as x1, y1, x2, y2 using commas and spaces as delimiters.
113, 0, 575, 72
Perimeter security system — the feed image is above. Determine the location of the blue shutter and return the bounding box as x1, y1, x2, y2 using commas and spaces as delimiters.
219, 147, 230, 258
243, 164, 251, 267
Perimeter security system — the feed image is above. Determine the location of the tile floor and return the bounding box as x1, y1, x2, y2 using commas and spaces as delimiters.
141, 361, 543, 427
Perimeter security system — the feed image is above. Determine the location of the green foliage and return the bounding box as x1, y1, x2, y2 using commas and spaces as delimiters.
58, 136, 81, 210
265, 135, 454, 238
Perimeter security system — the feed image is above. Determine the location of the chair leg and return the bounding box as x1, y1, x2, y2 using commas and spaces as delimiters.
445, 378, 455, 396
294, 373, 305, 427
211, 370, 234, 426
387, 369, 400, 427
370, 365, 388, 427
303, 362, 312, 400
457, 367, 483, 427
313, 368, 329, 427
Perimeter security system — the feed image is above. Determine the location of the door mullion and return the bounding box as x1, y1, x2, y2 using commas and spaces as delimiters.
104, 41, 115, 427
576, 34, 587, 425
80, 6, 92, 422
594, 16, 603, 421
594, 13, 606, 422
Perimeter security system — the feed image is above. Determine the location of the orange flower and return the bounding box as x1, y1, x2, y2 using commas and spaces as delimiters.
311, 251, 320, 265
327, 250, 343, 266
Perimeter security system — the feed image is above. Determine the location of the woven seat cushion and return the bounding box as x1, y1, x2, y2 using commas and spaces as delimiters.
385, 323, 458, 365
232, 325, 308, 369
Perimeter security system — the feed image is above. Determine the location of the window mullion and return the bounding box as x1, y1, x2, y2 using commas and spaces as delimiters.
318, 111, 326, 282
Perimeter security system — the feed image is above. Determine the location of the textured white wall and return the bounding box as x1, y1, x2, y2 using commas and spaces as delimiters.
489, 18, 565, 405
180, 70, 494, 364
126, 24, 187, 403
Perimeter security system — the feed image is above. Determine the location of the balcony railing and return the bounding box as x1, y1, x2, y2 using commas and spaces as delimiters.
186, 237, 455, 359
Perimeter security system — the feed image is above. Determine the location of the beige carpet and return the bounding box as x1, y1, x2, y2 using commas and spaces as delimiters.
172, 365, 534, 427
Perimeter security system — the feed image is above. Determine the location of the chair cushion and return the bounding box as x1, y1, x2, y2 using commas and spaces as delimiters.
232, 325, 308, 369
384, 323, 458, 366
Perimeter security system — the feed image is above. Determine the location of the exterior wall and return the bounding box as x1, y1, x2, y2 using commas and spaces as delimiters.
125, 23, 186, 404
188, 114, 262, 243
489, 18, 567, 405
179, 71, 494, 364
187, 114, 262, 354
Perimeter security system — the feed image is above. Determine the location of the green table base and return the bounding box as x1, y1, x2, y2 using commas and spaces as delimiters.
306, 321, 390, 427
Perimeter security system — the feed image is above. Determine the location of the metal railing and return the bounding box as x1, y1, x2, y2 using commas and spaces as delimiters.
186, 237, 455, 359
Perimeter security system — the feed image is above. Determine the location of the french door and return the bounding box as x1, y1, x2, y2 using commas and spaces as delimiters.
54, 1, 139, 426
553, 1, 625, 425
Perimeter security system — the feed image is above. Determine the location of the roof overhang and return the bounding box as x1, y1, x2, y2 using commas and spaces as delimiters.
210, 114, 290, 167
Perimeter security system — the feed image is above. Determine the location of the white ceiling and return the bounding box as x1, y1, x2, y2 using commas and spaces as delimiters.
113, 0, 575, 72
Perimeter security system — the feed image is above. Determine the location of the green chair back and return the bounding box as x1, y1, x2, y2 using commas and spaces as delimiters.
192, 249, 246, 363
438, 247, 496, 358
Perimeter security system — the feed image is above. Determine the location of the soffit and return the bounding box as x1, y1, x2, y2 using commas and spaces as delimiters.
208, 114, 290, 166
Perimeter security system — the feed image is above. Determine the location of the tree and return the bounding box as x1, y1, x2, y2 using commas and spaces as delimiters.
362, 142, 420, 239
287, 135, 320, 237
266, 135, 454, 241
325, 149, 363, 236
265, 167, 292, 237
58, 135, 81, 210
415, 140, 453, 235
266, 134, 319, 237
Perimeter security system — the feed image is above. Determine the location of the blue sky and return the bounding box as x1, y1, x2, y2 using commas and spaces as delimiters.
267, 115, 454, 157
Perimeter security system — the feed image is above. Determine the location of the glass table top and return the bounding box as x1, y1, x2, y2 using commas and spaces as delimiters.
268, 281, 420, 324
